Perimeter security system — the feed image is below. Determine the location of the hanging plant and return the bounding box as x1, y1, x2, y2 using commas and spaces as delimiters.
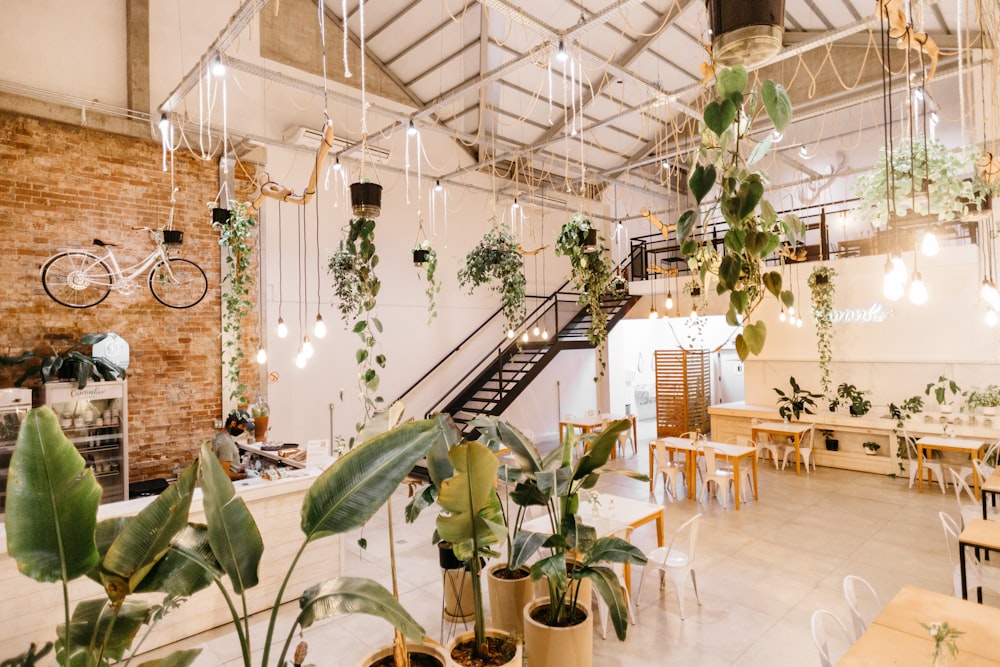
412, 239, 440, 324
212, 200, 256, 404
328, 217, 385, 427
556, 213, 614, 377
854, 138, 988, 227
457, 224, 526, 335
678, 65, 803, 361
807, 265, 837, 396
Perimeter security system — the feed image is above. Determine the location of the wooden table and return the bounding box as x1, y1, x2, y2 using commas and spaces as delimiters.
916, 436, 987, 495
559, 414, 637, 459
980, 469, 1000, 520
750, 421, 814, 475
649, 438, 758, 509
958, 519, 1000, 602
521, 492, 664, 595
839, 585, 1000, 665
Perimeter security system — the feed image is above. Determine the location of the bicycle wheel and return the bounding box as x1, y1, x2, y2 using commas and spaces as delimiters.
41, 251, 113, 308
149, 258, 208, 308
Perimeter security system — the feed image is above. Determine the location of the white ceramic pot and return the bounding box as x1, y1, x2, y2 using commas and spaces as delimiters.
486, 562, 534, 635
523, 600, 592, 667
446, 628, 522, 667
355, 641, 449, 667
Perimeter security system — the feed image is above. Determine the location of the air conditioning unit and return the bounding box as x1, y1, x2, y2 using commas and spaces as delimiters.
283, 126, 390, 162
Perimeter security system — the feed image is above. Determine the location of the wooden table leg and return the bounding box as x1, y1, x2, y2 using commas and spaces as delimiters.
733, 456, 741, 509
751, 453, 759, 501
794, 434, 802, 475
918, 445, 925, 493
648, 443, 654, 493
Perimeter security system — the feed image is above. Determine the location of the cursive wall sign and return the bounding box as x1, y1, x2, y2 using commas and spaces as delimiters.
830, 302, 894, 323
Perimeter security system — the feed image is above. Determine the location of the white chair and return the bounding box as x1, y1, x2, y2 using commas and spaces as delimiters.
973, 458, 1000, 519
939, 511, 1000, 599
697, 446, 736, 509
780, 424, 815, 473
842, 575, 881, 641
903, 431, 947, 494
723, 436, 757, 501
615, 428, 636, 458
810, 609, 853, 667
750, 418, 781, 469
596, 526, 636, 639
585, 409, 600, 416
634, 514, 702, 620
948, 467, 981, 528
651, 440, 686, 502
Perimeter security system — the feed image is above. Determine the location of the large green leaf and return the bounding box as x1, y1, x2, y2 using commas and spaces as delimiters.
133, 524, 221, 596
718, 255, 742, 290
135, 650, 202, 667
6, 407, 101, 583
737, 178, 764, 220
199, 442, 263, 595
585, 566, 631, 640
510, 530, 549, 571
573, 420, 630, 480
676, 209, 697, 245
730, 290, 749, 314
103, 461, 199, 597
743, 321, 767, 356
703, 99, 737, 136
714, 66, 748, 102
435, 441, 507, 562
744, 230, 768, 257
762, 80, 792, 132
58, 598, 150, 665
762, 271, 783, 298
748, 133, 773, 166
688, 166, 716, 205
354, 401, 405, 445
301, 419, 443, 541
735, 334, 749, 361
297, 577, 424, 641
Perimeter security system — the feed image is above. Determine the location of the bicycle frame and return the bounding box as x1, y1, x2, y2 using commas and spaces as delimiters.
60, 232, 177, 289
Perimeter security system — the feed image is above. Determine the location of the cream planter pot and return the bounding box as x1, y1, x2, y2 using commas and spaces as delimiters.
486, 563, 534, 635
523, 600, 592, 667
446, 628, 522, 667
356, 641, 449, 667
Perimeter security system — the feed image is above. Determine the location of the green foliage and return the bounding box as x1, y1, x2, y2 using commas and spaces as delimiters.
854, 138, 988, 227
7, 334, 125, 390
966, 384, 1000, 409
807, 266, 837, 395
5, 406, 441, 667
213, 201, 257, 405
773, 377, 822, 421
412, 240, 441, 324
925, 375, 962, 406
555, 213, 614, 378
679, 65, 800, 361
889, 395, 924, 430
835, 383, 872, 416
328, 217, 385, 426
457, 224, 526, 335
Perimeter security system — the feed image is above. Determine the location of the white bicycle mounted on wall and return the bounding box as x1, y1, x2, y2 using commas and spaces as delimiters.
40, 227, 208, 309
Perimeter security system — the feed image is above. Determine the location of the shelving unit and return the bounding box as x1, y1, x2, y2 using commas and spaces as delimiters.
0, 388, 32, 515
40, 380, 128, 503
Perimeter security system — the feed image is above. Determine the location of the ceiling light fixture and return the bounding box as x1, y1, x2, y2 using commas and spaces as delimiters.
665, 291, 673, 310
507, 328, 515, 339
921, 229, 940, 256
541, 327, 550, 340
909, 270, 928, 305
798, 144, 810, 159
556, 40, 568, 62
407, 119, 417, 136
333, 157, 342, 171
256, 347, 267, 364
211, 56, 226, 77
521, 331, 529, 343
779, 308, 786, 323
302, 335, 314, 359
987, 309, 999, 328
314, 313, 327, 339
648, 305, 659, 320
533, 323, 540, 336
435, 179, 443, 192
277, 316, 288, 338
158, 114, 170, 137
295, 346, 307, 369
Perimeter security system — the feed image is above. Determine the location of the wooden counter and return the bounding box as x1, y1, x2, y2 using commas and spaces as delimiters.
0, 457, 338, 658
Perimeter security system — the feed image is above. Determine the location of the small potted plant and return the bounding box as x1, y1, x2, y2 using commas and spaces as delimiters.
925, 375, 962, 414
966, 384, 1000, 416
350, 179, 383, 218
862, 441, 881, 456
412, 239, 440, 323
457, 224, 526, 337
888, 395, 924, 428
819, 429, 838, 451
836, 383, 872, 417
6, 333, 126, 390
773, 376, 822, 422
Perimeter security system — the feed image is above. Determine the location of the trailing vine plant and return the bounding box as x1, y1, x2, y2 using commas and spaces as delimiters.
681, 279, 709, 349
328, 217, 385, 430
555, 212, 614, 378
213, 200, 256, 404
677, 65, 804, 361
457, 223, 526, 336
807, 265, 837, 396
412, 239, 440, 324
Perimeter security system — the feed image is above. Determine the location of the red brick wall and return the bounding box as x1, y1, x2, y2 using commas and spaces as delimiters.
0, 112, 259, 483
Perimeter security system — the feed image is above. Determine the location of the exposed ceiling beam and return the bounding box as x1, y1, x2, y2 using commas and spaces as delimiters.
782, 29, 979, 49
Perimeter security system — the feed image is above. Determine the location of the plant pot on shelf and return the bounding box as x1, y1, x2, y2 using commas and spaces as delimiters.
211, 207, 230, 225
355, 641, 448, 667
350, 181, 383, 218
523, 600, 593, 667
825, 439, 839, 452
984, 407, 997, 417
447, 628, 521, 667
486, 563, 534, 635
939, 404, 954, 415
413, 248, 430, 265
863, 445, 880, 456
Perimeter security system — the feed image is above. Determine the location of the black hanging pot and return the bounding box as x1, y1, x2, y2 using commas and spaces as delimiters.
350, 182, 383, 218
690, 287, 702, 297
212, 207, 230, 225
438, 541, 463, 570
582, 228, 599, 251
707, 0, 785, 67
162, 230, 184, 246
413, 248, 430, 265
814, 274, 829, 286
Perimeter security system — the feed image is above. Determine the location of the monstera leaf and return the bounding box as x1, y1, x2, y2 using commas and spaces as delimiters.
435, 441, 507, 563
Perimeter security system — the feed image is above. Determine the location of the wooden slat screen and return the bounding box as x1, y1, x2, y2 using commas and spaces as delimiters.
654, 349, 710, 437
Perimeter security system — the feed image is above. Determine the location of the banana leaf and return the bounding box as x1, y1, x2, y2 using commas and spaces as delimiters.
6, 407, 101, 583
135, 650, 202, 667
296, 577, 424, 641
57, 598, 151, 665
435, 442, 507, 562
199, 442, 263, 594
133, 524, 221, 596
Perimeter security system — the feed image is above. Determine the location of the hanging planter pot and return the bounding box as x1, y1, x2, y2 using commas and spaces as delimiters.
707, 0, 785, 67
211, 207, 230, 225
412, 248, 430, 265
161, 230, 184, 246
350, 181, 383, 218
582, 228, 599, 252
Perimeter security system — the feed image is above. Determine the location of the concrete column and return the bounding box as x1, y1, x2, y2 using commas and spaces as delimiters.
126, 0, 150, 115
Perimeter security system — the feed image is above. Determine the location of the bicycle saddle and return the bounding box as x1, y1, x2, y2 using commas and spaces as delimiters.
92, 238, 117, 247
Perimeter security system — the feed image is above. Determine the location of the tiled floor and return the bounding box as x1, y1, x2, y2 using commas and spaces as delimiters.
135, 421, 997, 666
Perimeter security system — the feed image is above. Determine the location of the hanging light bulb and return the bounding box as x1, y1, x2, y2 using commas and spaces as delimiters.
648, 306, 659, 320
256, 347, 267, 364
407, 119, 417, 136
295, 346, 307, 369
909, 271, 928, 305
883, 271, 905, 301
541, 327, 550, 340
507, 328, 515, 339
798, 144, 810, 158
521, 331, 529, 343
779, 309, 786, 323
665, 291, 673, 310
921, 229, 940, 256
532, 323, 541, 336
690, 305, 698, 319
303, 335, 314, 359
314, 314, 327, 339
435, 179, 443, 192
211, 56, 226, 77
158, 114, 170, 138
511, 198, 520, 210
796, 317, 803, 328
788, 305, 796, 317
277, 317, 288, 338
556, 40, 568, 61
333, 157, 342, 171
986, 309, 999, 328
890, 251, 908, 285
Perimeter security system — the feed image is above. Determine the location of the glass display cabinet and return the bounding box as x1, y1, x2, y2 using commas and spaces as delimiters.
0, 387, 32, 515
